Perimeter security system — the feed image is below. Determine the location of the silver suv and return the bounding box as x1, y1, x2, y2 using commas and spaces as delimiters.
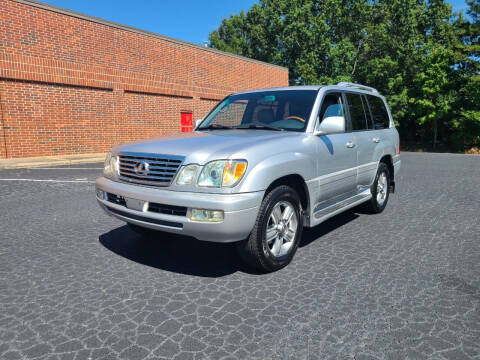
96, 82, 401, 272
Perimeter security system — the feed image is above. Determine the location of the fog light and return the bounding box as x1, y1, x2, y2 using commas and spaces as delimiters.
96, 188, 105, 199
189, 208, 224, 222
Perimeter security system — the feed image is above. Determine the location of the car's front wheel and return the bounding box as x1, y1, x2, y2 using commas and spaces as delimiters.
236, 185, 303, 272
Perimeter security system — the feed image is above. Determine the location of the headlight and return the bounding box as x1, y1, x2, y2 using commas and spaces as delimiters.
197, 160, 247, 187
222, 160, 247, 187
176, 164, 199, 185
103, 152, 118, 178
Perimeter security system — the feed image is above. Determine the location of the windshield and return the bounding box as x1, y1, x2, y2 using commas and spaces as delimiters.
198, 90, 318, 132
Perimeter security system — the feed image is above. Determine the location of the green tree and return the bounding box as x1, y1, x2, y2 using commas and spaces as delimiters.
411, 45, 457, 149
452, 0, 480, 149
209, 0, 479, 151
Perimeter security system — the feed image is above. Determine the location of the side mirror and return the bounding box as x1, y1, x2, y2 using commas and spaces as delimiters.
194, 119, 203, 130
314, 116, 345, 135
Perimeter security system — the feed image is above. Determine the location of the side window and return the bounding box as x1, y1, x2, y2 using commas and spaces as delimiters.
367, 95, 390, 129
345, 93, 368, 131
362, 95, 374, 129
318, 93, 345, 123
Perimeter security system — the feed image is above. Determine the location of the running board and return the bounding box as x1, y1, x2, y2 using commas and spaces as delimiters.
311, 190, 371, 225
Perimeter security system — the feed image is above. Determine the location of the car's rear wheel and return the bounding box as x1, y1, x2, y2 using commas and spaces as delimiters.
236, 185, 303, 272
362, 162, 390, 213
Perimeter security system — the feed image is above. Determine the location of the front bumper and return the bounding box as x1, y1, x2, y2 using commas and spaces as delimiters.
96, 177, 263, 243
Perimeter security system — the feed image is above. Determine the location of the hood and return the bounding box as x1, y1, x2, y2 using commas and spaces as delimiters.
114, 130, 303, 164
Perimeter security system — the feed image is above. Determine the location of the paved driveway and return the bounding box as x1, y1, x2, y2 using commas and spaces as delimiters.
0, 152, 479, 360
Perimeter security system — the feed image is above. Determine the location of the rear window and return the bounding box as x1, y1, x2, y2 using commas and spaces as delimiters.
367, 96, 390, 129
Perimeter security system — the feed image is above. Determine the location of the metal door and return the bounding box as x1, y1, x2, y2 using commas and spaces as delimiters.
181, 112, 193, 132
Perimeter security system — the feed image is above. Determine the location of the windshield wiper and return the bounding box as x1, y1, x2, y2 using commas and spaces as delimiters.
199, 124, 234, 130
235, 123, 284, 131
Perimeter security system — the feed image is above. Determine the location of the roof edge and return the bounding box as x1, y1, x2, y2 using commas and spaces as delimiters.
9, 0, 288, 72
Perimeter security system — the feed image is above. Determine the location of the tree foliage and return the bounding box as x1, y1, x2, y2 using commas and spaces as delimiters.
209, 0, 480, 151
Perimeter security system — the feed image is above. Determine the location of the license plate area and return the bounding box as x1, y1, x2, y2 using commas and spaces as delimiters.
124, 197, 148, 212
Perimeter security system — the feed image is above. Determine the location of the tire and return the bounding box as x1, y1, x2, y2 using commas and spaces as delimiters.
361, 162, 390, 214
236, 185, 303, 272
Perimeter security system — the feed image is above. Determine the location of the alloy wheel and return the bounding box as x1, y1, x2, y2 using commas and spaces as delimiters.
265, 201, 298, 257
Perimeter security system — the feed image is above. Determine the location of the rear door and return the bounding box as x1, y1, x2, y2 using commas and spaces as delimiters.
364, 94, 393, 184
344, 92, 377, 191
366, 94, 392, 145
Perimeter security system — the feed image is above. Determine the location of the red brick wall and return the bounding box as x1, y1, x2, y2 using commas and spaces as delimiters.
0, 0, 288, 158
0, 80, 116, 157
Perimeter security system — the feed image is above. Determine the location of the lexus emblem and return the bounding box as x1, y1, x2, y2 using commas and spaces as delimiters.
134, 160, 149, 175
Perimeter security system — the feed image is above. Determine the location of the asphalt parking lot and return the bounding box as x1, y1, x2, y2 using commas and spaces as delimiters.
0, 152, 479, 360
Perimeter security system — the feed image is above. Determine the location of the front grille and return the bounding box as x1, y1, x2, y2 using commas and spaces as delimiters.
105, 206, 183, 229
149, 203, 187, 216
106, 193, 126, 206
118, 152, 184, 186
105, 192, 187, 217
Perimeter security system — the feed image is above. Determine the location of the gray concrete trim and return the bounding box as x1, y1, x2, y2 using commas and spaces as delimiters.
0, 152, 106, 168
9, 0, 288, 72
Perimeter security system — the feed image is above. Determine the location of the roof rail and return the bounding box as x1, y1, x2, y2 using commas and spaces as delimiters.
336, 82, 379, 94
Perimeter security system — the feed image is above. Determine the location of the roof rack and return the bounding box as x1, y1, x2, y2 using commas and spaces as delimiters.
336, 82, 379, 94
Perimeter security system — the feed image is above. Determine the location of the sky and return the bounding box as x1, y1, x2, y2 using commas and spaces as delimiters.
41, 0, 469, 46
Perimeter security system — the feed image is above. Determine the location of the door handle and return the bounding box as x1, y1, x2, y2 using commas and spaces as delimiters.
372, 137, 380, 143
346, 141, 356, 148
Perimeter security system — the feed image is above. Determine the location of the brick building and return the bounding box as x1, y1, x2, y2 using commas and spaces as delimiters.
0, 0, 288, 159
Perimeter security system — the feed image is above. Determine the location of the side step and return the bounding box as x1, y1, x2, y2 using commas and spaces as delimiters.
311, 190, 371, 225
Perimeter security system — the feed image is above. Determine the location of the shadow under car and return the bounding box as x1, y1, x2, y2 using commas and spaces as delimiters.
99, 209, 360, 277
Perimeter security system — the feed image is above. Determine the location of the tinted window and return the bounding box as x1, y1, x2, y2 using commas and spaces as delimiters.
318, 93, 345, 121
367, 95, 390, 129
208, 99, 248, 127
200, 90, 317, 132
346, 93, 368, 130
362, 95, 374, 129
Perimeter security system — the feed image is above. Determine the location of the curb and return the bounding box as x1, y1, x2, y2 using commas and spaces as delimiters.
0, 153, 106, 169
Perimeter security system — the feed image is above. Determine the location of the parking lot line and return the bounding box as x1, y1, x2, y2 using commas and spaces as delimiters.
0, 178, 95, 183
24, 167, 103, 170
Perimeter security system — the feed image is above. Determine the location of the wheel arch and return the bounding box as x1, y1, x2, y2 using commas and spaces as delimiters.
264, 174, 310, 219
380, 154, 394, 181
379, 154, 395, 192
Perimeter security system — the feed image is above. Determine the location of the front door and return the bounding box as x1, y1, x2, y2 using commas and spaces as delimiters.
313, 92, 358, 211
